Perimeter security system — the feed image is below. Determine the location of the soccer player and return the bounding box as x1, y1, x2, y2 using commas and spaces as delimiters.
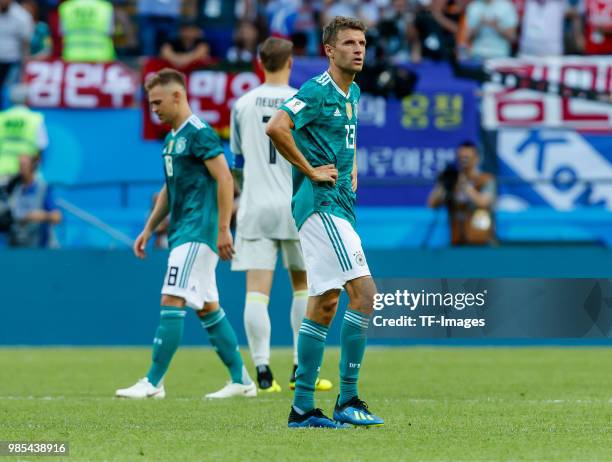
115, 69, 256, 400
266, 17, 384, 428
230, 37, 332, 393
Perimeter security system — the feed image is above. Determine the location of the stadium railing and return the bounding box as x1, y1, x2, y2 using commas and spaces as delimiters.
45, 177, 612, 249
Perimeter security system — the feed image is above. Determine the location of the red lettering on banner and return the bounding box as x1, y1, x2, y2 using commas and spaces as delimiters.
141, 59, 263, 140
559, 64, 607, 122
483, 57, 612, 130
189, 71, 227, 104
561, 97, 609, 122
560, 65, 598, 92
496, 99, 544, 124
25, 60, 137, 108
27, 61, 63, 107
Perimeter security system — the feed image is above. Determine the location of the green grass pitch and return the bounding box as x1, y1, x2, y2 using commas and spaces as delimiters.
1, 347, 611, 461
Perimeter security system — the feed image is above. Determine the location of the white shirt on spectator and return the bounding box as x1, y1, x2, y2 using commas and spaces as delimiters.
325, 1, 358, 20
359, 1, 381, 26
467, 0, 518, 59
519, 0, 571, 56
0, 2, 34, 63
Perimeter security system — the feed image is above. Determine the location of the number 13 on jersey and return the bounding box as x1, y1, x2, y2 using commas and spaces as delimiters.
345, 124, 355, 149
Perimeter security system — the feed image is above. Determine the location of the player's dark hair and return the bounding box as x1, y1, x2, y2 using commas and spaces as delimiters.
259, 37, 293, 72
144, 68, 187, 92
458, 140, 478, 151
322, 16, 367, 46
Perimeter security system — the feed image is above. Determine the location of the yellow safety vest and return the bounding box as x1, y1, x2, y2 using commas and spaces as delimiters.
60, 0, 116, 63
0, 107, 44, 177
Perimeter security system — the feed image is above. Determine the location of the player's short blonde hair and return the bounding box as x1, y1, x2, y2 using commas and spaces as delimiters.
144, 68, 187, 92
322, 16, 367, 46
259, 37, 293, 72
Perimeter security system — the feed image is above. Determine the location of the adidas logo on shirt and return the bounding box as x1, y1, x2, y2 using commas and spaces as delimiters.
334, 108, 341, 117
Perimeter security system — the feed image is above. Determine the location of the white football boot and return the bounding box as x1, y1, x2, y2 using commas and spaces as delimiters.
115, 378, 165, 399
204, 381, 257, 399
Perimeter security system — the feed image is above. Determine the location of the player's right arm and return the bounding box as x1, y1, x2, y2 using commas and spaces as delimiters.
134, 185, 169, 259
266, 110, 337, 185
205, 155, 235, 261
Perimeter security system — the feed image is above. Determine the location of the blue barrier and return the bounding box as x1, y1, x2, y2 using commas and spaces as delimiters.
1, 248, 611, 346
51, 206, 612, 249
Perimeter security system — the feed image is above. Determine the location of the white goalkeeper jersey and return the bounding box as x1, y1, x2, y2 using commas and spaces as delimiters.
230, 83, 299, 240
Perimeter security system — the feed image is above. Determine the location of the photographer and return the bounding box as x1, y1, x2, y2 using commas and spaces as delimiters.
5, 154, 61, 248
428, 141, 496, 245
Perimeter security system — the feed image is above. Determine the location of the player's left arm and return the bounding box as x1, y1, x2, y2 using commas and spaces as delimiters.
351, 88, 360, 192
205, 155, 235, 261
193, 125, 235, 260
352, 146, 358, 192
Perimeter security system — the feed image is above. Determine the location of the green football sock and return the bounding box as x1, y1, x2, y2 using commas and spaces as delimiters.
339, 308, 370, 406
146, 306, 186, 387
200, 308, 251, 385
293, 318, 328, 413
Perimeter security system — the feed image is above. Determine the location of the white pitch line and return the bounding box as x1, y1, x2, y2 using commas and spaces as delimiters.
2, 396, 612, 404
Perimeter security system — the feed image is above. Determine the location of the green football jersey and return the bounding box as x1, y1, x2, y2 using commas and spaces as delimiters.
162, 114, 224, 251
280, 71, 360, 230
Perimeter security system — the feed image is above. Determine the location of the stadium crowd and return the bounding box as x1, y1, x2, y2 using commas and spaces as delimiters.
0, 0, 610, 248
0, 0, 610, 88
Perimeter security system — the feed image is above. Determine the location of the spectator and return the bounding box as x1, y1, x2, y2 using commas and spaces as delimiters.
428, 141, 496, 246
112, 0, 139, 57
266, 0, 299, 37
465, 0, 518, 60
21, 0, 53, 58
45, 1, 63, 59
138, 0, 181, 57
0, 179, 12, 245
6, 155, 62, 248
199, 0, 240, 58
290, 1, 320, 56
265, 0, 320, 57
59, 0, 116, 62
0, 0, 34, 104
160, 19, 210, 68
413, 0, 467, 62
290, 31, 309, 56
371, 0, 414, 62
519, 0, 583, 57
0, 98, 49, 182
321, 0, 358, 25
584, 0, 612, 55
239, 0, 270, 43
226, 20, 258, 63
358, 0, 383, 28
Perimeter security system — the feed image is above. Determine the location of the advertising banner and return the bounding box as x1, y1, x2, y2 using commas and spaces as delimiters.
497, 128, 612, 209
25, 60, 137, 109
482, 56, 612, 130
141, 59, 263, 139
